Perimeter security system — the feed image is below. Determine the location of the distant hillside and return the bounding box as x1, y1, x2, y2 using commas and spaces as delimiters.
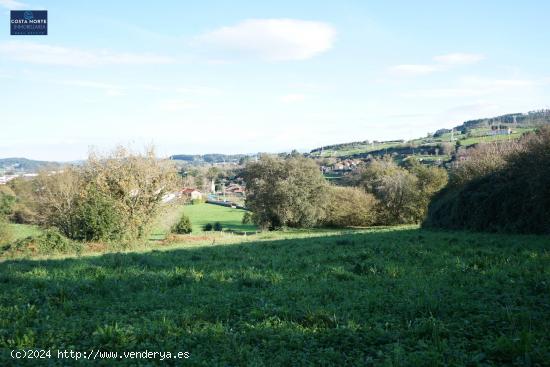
310, 109, 550, 160
437, 109, 550, 136
170, 153, 251, 164
0, 158, 62, 172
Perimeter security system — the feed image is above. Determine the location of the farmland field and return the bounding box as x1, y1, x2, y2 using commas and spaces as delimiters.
149, 203, 257, 241
1, 227, 549, 365
181, 203, 257, 234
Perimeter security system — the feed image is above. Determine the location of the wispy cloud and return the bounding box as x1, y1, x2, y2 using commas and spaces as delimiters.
0, 41, 174, 67
389, 52, 485, 76
194, 18, 336, 61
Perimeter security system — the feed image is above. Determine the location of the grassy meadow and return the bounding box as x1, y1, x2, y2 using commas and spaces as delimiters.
1, 226, 549, 366
182, 203, 257, 233
149, 203, 257, 242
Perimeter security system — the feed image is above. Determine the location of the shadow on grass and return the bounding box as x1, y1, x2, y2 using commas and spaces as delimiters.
1, 228, 549, 366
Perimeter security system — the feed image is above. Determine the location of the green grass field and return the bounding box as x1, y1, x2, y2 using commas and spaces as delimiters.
458, 129, 530, 147
149, 203, 256, 241
1, 227, 548, 365
181, 203, 257, 233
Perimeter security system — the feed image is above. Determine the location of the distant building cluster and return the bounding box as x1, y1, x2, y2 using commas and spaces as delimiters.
321, 159, 362, 173
0, 172, 38, 185
488, 127, 512, 136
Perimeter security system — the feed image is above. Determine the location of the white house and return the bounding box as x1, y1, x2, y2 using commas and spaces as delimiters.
181, 188, 203, 200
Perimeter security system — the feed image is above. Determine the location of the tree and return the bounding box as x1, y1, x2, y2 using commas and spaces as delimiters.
7, 177, 39, 223
351, 157, 447, 224
243, 155, 328, 229
408, 160, 448, 220
0, 185, 16, 217
34, 146, 178, 242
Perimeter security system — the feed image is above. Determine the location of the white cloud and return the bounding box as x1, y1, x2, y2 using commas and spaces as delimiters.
389, 52, 485, 76
195, 18, 336, 61
0, 0, 28, 9
0, 41, 174, 67
281, 93, 306, 103
433, 53, 485, 65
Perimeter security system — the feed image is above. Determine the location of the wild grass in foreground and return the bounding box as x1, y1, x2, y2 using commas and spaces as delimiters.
0, 228, 549, 366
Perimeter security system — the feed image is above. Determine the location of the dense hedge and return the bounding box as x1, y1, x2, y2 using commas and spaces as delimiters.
424, 128, 550, 234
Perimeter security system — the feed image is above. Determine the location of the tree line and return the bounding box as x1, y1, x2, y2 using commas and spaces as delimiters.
243, 154, 448, 230
2, 127, 549, 250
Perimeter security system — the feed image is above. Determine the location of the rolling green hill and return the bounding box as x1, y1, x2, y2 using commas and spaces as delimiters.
310, 109, 550, 159
0, 158, 63, 173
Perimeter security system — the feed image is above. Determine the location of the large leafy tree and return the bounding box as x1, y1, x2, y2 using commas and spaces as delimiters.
244, 155, 328, 229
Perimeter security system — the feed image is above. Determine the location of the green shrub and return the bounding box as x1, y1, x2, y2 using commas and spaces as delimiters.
322, 186, 377, 227
191, 198, 205, 205
203, 223, 213, 231
172, 214, 192, 234
0, 186, 16, 217
7, 228, 81, 255
0, 217, 12, 245
32, 147, 178, 242
242, 211, 253, 224
71, 188, 125, 241
213, 222, 223, 231
425, 127, 550, 234
36, 228, 80, 253
11, 204, 37, 224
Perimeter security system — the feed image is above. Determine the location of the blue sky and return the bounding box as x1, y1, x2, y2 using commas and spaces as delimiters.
1, 0, 549, 161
